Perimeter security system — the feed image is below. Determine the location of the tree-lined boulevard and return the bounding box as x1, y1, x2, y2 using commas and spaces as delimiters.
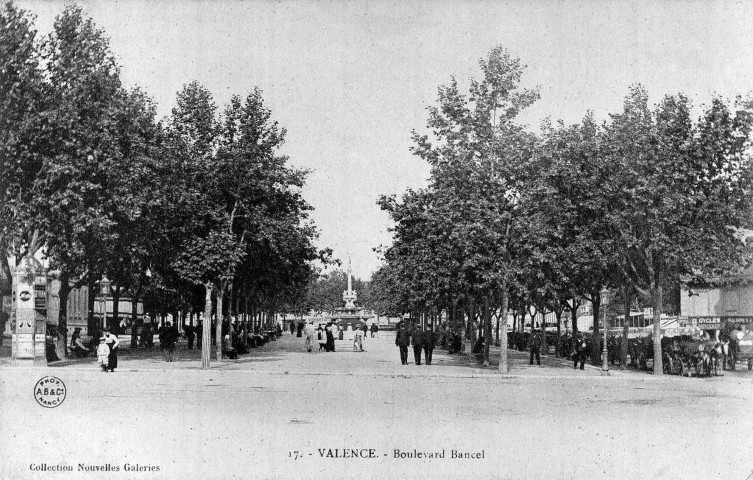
4, 3, 752, 373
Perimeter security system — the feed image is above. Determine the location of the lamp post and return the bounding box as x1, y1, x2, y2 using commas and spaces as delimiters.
99, 275, 111, 330
601, 286, 609, 376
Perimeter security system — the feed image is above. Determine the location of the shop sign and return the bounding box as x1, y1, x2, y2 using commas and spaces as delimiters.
689, 316, 753, 329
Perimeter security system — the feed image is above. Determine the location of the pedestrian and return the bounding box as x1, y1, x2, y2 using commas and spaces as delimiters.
160, 322, 177, 362
222, 334, 238, 359
96, 337, 110, 372
338, 324, 344, 340
139, 323, 149, 348
423, 325, 436, 365
412, 324, 424, 365
530, 329, 542, 365
186, 324, 196, 350
297, 322, 303, 337
103, 327, 120, 372
370, 323, 378, 338
730, 325, 744, 370
304, 321, 315, 352
395, 323, 410, 365
318, 325, 327, 352
353, 326, 364, 352
325, 322, 336, 352
573, 333, 587, 370
361, 323, 368, 341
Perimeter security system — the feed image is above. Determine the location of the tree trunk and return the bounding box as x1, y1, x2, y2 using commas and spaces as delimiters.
242, 295, 248, 346
466, 298, 476, 360
495, 309, 500, 345
571, 305, 578, 336
555, 310, 562, 358
130, 291, 140, 349
469, 297, 476, 345
449, 303, 455, 336
216, 284, 224, 362
87, 274, 97, 335
111, 286, 121, 332
201, 283, 212, 369
228, 282, 235, 320
591, 294, 601, 365
539, 306, 548, 354
55, 271, 72, 361
458, 300, 467, 354
0, 256, 12, 347
652, 283, 663, 375
498, 283, 509, 373
621, 288, 631, 369
482, 295, 491, 366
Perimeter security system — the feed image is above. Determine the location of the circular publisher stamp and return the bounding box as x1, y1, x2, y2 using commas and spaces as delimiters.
34, 376, 66, 408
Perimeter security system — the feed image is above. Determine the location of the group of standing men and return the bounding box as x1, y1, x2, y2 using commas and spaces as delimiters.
395, 322, 436, 365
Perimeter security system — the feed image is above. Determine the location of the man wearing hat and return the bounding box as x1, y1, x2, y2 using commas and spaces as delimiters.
395, 323, 411, 365
160, 322, 178, 362
530, 328, 542, 365
423, 324, 436, 365
412, 324, 424, 365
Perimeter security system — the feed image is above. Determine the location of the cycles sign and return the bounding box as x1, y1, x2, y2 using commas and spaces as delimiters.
689, 316, 753, 330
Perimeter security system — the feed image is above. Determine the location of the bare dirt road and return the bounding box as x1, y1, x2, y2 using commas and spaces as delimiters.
2, 332, 752, 480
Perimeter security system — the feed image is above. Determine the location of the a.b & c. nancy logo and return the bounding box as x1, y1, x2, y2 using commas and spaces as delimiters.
19, 290, 31, 301
34, 376, 66, 408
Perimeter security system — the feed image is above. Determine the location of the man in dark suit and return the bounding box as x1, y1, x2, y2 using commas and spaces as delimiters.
423, 325, 436, 365
530, 329, 542, 365
412, 325, 424, 365
573, 333, 588, 370
395, 323, 411, 365
160, 322, 178, 362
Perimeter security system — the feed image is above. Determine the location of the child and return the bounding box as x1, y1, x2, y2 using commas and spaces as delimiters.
96, 337, 109, 372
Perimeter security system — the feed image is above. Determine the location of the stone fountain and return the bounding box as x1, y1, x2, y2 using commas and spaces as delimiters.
332, 257, 368, 329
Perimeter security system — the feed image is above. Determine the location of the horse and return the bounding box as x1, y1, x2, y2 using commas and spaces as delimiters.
707, 341, 725, 376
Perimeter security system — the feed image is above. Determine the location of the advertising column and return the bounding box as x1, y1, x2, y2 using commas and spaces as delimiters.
11, 256, 46, 365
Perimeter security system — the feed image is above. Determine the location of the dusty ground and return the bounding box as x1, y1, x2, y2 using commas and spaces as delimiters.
1, 332, 752, 480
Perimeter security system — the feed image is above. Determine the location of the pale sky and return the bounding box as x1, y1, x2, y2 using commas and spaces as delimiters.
17, 0, 753, 278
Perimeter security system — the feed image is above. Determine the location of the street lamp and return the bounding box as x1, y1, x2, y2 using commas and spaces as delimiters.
99, 275, 111, 330
601, 286, 609, 375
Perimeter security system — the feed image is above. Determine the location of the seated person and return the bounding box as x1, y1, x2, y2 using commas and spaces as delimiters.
46, 327, 60, 362
232, 334, 249, 355
473, 335, 485, 355
246, 331, 259, 348
448, 332, 462, 355
69, 329, 89, 358
222, 335, 238, 359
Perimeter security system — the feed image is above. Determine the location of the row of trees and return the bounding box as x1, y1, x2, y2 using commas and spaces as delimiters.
375, 46, 753, 374
0, 3, 331, 367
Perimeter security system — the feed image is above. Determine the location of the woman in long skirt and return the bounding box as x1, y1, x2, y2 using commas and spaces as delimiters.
325, 323, 335, 352
103, 328, 120, 372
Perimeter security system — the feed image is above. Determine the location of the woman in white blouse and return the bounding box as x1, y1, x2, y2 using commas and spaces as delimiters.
103, 328, 120, 372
